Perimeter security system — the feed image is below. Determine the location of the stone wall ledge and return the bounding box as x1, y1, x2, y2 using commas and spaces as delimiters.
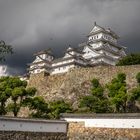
61, 113, 140, 119
0, 116, 67, 133
0, 116, 67, 124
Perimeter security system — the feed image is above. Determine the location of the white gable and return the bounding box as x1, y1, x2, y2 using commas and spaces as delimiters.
90, 25, 104, 34
63, 53, 71, 58
83, 46, 99, 59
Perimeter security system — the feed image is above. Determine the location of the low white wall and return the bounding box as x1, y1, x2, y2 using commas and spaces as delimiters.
63, 118, 140, 129
0, 117, 67, 133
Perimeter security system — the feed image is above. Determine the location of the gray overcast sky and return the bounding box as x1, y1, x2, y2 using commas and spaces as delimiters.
0, 0, 140, 75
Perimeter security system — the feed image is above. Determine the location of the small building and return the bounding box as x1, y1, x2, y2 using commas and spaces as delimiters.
28, 50, 54, 74
28, 22, 126, 75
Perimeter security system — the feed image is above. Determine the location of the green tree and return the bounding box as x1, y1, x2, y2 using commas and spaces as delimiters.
0, 76, 36, 116
129, 87, 140, 103
23, 96, 50, 119
48, 100, 72, 119
7, 86, 36, 117
79, 79, 111, 113
116, 53, 140, 66
0, 77, 12, 115
128, 72, 140, 112
106, 73, 128, 112
136, 72, 140, 85
0, 41, 13, 61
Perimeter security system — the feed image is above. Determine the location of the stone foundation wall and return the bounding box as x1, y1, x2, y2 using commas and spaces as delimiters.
68, 122, 140, 140
0, 131, 67, 140
28, 65, 140, 107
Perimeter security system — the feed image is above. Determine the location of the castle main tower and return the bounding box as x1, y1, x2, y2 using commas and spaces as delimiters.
81, 22, 126, 65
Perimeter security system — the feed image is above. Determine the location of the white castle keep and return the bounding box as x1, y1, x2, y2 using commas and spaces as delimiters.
28, 22, 126, 75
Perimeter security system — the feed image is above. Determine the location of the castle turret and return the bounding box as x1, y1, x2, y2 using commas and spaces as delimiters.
28, 49, 54, 75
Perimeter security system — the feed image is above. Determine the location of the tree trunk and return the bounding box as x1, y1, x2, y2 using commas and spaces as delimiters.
13, 100, 18, 117
0, 101, 6, 115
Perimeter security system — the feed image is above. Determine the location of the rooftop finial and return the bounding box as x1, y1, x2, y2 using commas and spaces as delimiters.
94, 21, 96, 26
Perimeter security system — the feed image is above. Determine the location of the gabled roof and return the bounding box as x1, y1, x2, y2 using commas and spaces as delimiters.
93, 53, 117, 61
86, 45, 100, 55
88, 38, 126, 49
105, 28, 120, 39
88, 22, 105, 36
88, 22, 119, 39
66, 47, 84, 54
94, 43, 121, 56
33, 49, 54, 57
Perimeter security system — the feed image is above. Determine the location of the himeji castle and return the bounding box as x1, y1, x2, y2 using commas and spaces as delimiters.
28, 22, 126, 75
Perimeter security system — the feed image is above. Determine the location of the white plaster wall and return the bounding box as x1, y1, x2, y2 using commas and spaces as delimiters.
89, 33, 103, 41
63, 118, 140, 129
51, 65, 74, 75
90, 42, 103, 48
103, 33, 117, 44
89, 32, 117, 44
0, 119, 67, 132
52, 59, 74, 66
30, 68, 48, 74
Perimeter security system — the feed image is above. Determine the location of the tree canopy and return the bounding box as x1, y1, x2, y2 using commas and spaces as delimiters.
48, 100, 72, 119
23, 96, 50, 119
79, 78, 111, 113
106, 73, 128, 113
1, 72, 140, 118
0, 76, 36, 116
0, 41, 13, 62
117, 53, 140, 66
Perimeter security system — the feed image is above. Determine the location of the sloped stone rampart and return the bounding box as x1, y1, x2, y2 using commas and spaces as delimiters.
28, 65, 140, 107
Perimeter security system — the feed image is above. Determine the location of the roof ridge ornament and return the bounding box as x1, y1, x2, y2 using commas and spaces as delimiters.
94, 21, 96, 26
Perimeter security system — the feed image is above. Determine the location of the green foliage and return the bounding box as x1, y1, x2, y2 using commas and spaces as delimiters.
0, 76, 72, 119
136, 72, 140, 85
129, 72, 140, 103
91, 78, 104, 98
48, 100, 72, 119
127, 73, 140, 112
79, 95, 110, 113
117, 53, 140, 66
8, 87, 36, 117
106, 73, 128, 112
80, 95, 97, 110
0, 41, 13, 61
0, 76, 20, 115
129, 87, 140, 102
79, 79, 111, 113
24, 96, 50, 119
6, 103, 20, 117
0, 76, 36, 116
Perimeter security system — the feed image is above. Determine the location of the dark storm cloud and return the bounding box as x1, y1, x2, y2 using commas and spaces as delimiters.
0, 0, 140, 75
